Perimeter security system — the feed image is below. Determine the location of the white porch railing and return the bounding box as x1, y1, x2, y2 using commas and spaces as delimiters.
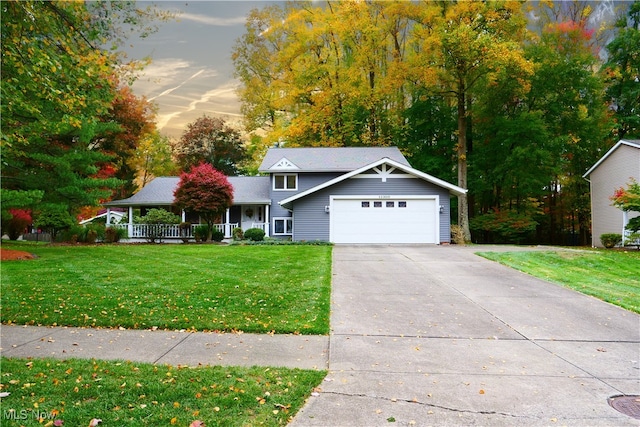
250, 222, 267, 232
114, 223, 238, 240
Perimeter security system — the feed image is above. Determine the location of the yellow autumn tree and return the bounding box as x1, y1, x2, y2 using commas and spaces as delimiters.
406, 0, 533, 241
233, 1, 415, 149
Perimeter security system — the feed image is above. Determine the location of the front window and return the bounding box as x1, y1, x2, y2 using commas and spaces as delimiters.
273, 218, 293, 235
274, 174, 297, 191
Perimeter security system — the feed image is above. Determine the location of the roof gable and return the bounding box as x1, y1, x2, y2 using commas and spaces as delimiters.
258, 147, 410, 172
583, 139, 640, 178
269, 157, 300, 171
279, 157, 467, 209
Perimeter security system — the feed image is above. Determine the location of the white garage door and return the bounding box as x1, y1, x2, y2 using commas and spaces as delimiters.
330, 196, 439, 244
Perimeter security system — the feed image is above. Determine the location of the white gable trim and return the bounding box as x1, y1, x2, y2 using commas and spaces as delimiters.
279, 157, 467, 209
269, 157, 300, 170
353, 163, 416, 182
583, 139, 640, 178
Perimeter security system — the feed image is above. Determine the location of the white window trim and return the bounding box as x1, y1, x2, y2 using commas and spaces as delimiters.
273, 217, 293, 235
273, 173, 298, 191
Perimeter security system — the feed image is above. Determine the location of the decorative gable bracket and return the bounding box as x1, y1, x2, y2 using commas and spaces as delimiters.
355, 163, 413, 182
269, 157, 300, 171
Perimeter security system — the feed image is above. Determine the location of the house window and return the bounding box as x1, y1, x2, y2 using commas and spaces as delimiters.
361, 201, 370, 208
386, 201, 394, 208
374, 201, 382, 208
398, 201, 407, 208
273, 218, 293, 235
274, 174, 297, 190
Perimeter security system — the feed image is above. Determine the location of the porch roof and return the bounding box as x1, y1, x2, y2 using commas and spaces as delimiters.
104, 176, 271, 207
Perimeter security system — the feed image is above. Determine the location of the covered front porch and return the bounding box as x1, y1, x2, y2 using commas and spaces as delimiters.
102, 176, 273, 242
105, 204, 270, 241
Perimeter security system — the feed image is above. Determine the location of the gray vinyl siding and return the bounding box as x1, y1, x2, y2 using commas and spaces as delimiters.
290, 177, 452, 242
269, 173, 342, 236
590, 145, 640, 247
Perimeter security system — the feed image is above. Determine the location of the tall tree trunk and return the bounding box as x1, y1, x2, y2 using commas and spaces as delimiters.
457, 87, 471, 242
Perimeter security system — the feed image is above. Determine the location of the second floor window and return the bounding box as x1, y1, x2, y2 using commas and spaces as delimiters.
274, 174, 297, 190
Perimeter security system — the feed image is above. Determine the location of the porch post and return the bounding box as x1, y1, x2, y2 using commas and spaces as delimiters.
225, 208, 231, 238
623, 210, 628, 244
106, 207, 111, 226
265, 204, 270, 236
128, 206, 134, 237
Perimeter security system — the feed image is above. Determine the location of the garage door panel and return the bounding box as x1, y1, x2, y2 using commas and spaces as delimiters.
331, 197, 437, 244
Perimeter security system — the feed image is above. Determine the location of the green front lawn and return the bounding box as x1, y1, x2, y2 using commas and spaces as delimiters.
477, 249, 640, 313
0, 356, 326, 426
1, 243, 332, 334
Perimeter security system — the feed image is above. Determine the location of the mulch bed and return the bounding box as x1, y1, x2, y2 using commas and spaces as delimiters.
0, 248, 37, 261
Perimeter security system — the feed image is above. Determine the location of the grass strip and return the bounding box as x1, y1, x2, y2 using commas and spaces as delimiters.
477, 250, 640, 313
1, 244, 332, 334
0, 356, 325, 426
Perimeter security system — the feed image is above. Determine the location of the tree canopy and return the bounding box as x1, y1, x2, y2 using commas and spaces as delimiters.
172, 115, 247, 176
1, 0, 171, 230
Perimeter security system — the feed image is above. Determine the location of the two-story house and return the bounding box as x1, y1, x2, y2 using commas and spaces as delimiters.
104, 146, 466, 244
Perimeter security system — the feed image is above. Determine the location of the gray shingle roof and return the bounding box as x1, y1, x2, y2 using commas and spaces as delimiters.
104, 176, 271, 207
258, 147, 410, 172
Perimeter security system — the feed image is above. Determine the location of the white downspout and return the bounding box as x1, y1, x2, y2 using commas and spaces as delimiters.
265, 204, 270, 236
128, 206, 134, 237
225, 208, 231, 238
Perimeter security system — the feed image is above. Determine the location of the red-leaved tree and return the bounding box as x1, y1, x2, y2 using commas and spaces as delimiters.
173, 163, 234, 242
5, 209, 32, 240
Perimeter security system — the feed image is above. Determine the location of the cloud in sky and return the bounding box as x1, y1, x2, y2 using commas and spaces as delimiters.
125, 1, 280, 138
178, 12, 247, 26
155, 81, 242, 134
148, 69, 206, 101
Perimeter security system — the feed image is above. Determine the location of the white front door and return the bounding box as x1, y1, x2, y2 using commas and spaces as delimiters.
330, 196, 439, 244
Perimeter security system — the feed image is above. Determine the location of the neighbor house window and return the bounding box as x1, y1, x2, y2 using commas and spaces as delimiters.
273, 218, 293, 235
274, 174, 297, 190
361, 201, 370, 208
398, 201, 407, 208
374, 201, 382, 208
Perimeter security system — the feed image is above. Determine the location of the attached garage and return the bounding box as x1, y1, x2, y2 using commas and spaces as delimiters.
330, 196, 439, 244
278, 157, 467, 244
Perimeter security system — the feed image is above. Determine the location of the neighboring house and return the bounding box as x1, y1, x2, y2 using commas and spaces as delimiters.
583, 139, 640, 247
105, 147, 466, 244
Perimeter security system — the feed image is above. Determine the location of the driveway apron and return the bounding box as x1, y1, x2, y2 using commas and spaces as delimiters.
290, 245, 640, 426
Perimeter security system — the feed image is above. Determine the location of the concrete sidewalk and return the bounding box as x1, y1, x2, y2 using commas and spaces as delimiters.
0, 326, 329, 370
289, 245, 640, 426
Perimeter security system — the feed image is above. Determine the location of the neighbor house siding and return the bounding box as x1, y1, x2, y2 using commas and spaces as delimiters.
589, 144, 640, 247
290, 177, 451, 242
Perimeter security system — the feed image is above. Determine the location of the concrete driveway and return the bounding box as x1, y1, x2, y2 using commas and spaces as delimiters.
290, 245, 640, 426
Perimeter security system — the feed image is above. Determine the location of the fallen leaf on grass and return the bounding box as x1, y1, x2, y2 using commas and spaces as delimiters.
189, 421, 205, 427
88, 419, 102, 427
